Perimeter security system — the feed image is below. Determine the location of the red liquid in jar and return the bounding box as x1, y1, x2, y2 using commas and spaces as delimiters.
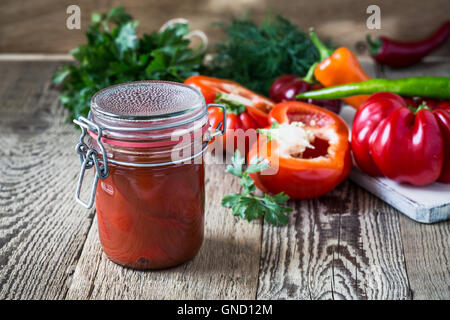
85, 80, 210, 269
95, 162, 205, 269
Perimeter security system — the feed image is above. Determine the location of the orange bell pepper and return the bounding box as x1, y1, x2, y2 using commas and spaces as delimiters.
309, 29, 371, 108
248, 101, 351, 199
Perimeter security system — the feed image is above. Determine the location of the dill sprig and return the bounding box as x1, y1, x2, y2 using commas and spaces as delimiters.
206, 14, 320, 95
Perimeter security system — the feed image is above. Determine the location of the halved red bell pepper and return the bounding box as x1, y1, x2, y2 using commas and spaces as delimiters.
351, 92, 450, 185
248, 101, 351, 199
185, 75, 274, 153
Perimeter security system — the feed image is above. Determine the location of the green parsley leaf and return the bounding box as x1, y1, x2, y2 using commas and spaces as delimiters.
52, 69, 70, 84
214, 93, 247, 115
221, 193, 241, 208
53, 7, 205, 121
107, 7, 132, 24
246, 156, 269, 174
91, 13, 101, 24
115, 22, 139, 56
260, 193, 292, 226
225, 150, 246, 177
234, 197, 265, 222
240, 175, 255, 194
271, 192, 290, 204
222, 150, 292, 226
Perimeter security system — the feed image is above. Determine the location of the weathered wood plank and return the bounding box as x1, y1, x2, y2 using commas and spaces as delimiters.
379, 58, 450, 79
0, 62, 95, 299
66, 159, 262, 300
1, 59, 448, 301
256, 181, 411, 300
379, 60, 450, 300
398, 216, 450, 300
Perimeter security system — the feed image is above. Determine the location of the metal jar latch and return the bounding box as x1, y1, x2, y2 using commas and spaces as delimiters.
73, 104, 226, 209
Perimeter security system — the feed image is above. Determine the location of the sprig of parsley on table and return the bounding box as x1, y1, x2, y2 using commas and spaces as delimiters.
221, 151, 293, 226
53, 7, 205, 120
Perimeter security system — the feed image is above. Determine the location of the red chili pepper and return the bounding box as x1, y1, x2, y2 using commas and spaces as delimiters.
248, 101, 351, 199
269, 72, 342, 114
367, 21, 450, 68
351, 92, 450, 185
185, 75, 274, 153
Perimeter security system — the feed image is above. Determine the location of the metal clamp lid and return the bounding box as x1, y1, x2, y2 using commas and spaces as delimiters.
73, 103, 226, 209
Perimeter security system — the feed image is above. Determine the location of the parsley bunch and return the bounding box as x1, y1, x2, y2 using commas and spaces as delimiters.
207, 14, 319, 95
53, 7, 205, 120
222, 151, 293, 226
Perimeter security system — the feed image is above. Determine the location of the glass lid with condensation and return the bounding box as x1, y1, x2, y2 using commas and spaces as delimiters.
91, 80, 205, 120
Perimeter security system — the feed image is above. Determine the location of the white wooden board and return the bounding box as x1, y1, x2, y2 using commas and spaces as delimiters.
339, 105, 450, 224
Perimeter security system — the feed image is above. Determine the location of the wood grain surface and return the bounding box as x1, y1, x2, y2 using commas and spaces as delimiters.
0, 62, 95, 299
399, 215, 450, 300
0, 60, 448, 300
257, 181, 410, 300
0, 0, 449, 56
66, 160, 263, 300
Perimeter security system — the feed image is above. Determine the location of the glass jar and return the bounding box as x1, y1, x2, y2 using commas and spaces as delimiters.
73, 81, 225, 269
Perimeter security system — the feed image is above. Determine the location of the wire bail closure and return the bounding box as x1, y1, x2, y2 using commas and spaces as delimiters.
73, 103, 226, 209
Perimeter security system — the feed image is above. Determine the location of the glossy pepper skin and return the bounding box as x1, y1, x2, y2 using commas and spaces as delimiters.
248, 101, 351, 199
185, 75, 274, 153
367, 21, 450, 68
295, 77, 450, 101
351, 92, 450, 185
309, 29, 371, 108
269, 74, 342, 114
434, 101, 450, 182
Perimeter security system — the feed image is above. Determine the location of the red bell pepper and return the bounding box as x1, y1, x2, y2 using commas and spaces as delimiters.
351, 92, 450, 185
248, 101, 351, 199
184, 75, 274, 153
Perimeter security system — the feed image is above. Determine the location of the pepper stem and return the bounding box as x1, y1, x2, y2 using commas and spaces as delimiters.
408, 101, 432, 115
302, 62, 318, 83
214, 93, 246, 115
309, 28, 334, 61
366, 35, 382, 57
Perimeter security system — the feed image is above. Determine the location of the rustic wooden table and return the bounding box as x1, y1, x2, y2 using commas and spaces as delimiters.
0, 59, 448, 300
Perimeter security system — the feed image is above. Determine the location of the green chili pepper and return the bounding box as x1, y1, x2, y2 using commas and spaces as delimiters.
296, 77, 450, 100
